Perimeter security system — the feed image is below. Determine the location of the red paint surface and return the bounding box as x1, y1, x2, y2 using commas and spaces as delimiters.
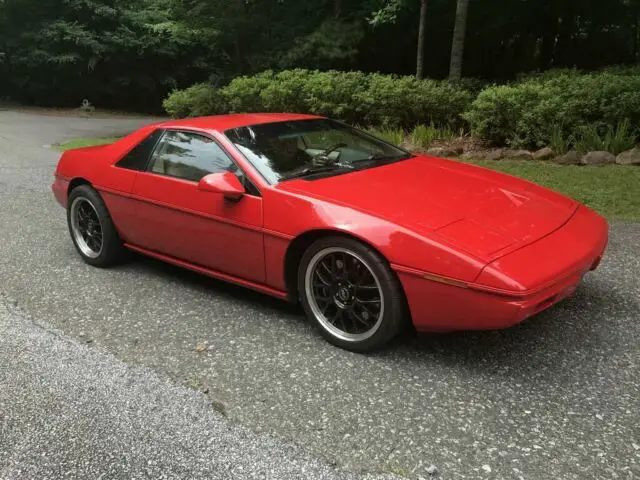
53, 114, 609, 331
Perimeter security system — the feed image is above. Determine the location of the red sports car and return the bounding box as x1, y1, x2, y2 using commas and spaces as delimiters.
52, 114, 609, 352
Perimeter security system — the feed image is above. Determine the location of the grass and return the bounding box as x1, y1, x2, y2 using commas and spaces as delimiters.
53, 136, 640, 221
365, 126, 406, 146
549, 120, 638, 156
53, 136, 120, 151
409, 123, 458, 149
464, 159, 640, 221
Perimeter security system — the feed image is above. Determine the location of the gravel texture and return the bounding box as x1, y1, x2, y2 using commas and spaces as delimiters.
0, 299, 398, 480
0, 110, 639, 479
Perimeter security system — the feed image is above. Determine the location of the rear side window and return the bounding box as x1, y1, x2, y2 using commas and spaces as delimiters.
116, 129, 164, 171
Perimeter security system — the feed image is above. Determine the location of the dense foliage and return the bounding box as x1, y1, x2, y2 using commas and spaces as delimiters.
164, 69, 474, 128
2, 0, 640, 111
165, 67, 640, 150
465, 68, 640, 149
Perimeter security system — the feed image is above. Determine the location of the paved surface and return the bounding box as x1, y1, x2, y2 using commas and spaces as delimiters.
0, 299, 396, 480
0, 109, 639, 479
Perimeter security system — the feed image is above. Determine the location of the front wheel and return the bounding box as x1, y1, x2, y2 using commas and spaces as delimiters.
298, 236, 406, 352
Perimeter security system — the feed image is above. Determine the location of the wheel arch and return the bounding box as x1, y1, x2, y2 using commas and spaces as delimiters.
283, 228, 404, 303
67, 177, 92, 196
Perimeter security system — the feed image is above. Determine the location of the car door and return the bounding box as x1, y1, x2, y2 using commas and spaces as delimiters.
130, 129, 265, 283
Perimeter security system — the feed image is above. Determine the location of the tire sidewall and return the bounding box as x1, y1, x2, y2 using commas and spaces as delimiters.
298, 236, 405, 352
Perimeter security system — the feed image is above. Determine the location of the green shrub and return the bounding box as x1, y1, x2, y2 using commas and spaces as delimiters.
163, 83, 227, 118
222, 71, 280, 113
302, 70, 370, 123
465, 69, 640, 149
164, 69, 473, 129
574, 120, 637, 155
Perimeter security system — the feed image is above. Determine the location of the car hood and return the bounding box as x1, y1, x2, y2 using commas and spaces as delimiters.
277, 155, 578, 261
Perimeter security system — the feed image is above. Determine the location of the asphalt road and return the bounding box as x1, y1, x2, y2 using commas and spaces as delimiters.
0, 109, 639, 479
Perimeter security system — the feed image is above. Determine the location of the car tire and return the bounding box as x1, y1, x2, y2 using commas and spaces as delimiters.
298, 236, 406, 352
67, 184, 125, 267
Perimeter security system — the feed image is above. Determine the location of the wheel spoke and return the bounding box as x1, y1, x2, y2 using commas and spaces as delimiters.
355, 284, 378, 290
307, 247, 385, 341
315, 268, 331, 286
72, 199, 104, 256
356, 298, 381, 305
337, 309, 348, 331
349, 309, 370, 329
359, 302, 378, 319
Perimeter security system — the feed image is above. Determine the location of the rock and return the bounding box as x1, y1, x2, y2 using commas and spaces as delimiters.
553, 150, 583, 165
533, 147, 555, 160
426, 147, 458, 158
485, 148, 506, 160
460, 151, 480, 160
581, 151, 616, 166
505, 149, 534, 160
425, 465, 439, 476
616, 147, 640, 165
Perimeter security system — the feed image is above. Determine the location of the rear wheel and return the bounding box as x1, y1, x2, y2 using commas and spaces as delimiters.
298, 236, 406, 352
67, 185, 125, 267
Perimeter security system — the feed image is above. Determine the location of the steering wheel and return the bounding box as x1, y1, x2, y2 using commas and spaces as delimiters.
312, 143, 348, 166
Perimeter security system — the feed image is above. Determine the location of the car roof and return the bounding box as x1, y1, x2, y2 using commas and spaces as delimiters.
157, 113, 324, 132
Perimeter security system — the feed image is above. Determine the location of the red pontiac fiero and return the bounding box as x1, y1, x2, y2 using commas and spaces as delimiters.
53, 114, 609, 352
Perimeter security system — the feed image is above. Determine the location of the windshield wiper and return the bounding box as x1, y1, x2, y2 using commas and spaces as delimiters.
350, 153, 413, 166
281, 164, 354, 181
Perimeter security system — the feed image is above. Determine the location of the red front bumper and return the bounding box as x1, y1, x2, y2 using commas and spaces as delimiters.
399, 206, 609, 332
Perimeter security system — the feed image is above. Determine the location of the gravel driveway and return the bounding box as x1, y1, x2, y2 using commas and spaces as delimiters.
0, 109, 639, 479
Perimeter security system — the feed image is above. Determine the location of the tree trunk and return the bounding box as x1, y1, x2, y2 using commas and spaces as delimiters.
539, 0, 560, 71
233, 0, 245, 73
416, 0, 427, 80
636, 11, 640, 63
448, 0, 470, 81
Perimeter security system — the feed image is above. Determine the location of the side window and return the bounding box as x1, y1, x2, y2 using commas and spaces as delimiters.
149, 131, 238, 183
116, 129, 164, 171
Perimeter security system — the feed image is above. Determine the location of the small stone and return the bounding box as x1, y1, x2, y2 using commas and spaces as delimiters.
581, 151, 616, 166
425, 464, 439, 476
426, 147, 458, 158
553, 150, 583, 165
533, 147, 555, 160
485, 148, 506, 161
616, 147, 640, 165
482, 464, 492, 473
505, 149, 534, 160
460, 151, 479, 160
195, 342, 207, 353
211, 399, 227, 416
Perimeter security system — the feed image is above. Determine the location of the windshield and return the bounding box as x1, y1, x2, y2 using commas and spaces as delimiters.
224, 119, 412, 184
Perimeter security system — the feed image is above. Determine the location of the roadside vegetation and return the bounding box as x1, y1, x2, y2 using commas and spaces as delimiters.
53, 137, 120, 152
5, 0, 638, 221
55, 135, 640, 221
164, 68, 640, 157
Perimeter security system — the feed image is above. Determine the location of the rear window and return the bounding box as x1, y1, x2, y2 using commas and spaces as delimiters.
116, 129, 164, 171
